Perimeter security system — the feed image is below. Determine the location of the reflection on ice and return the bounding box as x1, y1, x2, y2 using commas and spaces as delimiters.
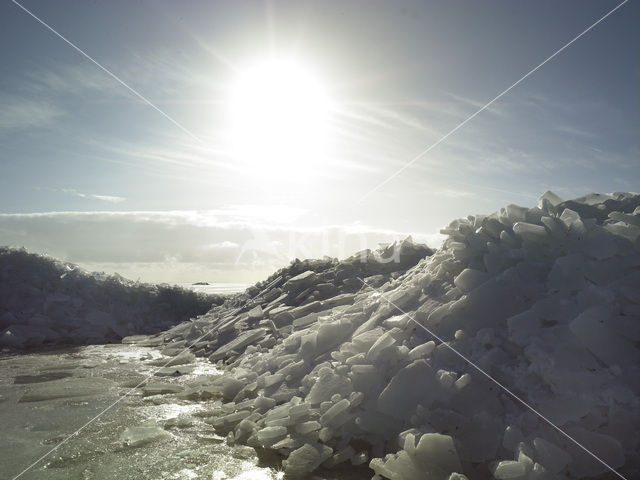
0, 344, 280, 480
212, 466, 281, 480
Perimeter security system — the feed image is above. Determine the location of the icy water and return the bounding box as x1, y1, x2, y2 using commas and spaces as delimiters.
177, 283, 250, 295
0, 345, 369, 480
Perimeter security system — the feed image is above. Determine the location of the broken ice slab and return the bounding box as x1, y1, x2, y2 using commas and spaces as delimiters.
14, 371, 73, 384
569, 306, 640, 367
565, 427, 625, 478
491, 460, 527, 479
19, 377, 111, 402
512, 222, 549, 243
532, 437, 571, 474
377, 360, 443, 419
292, 312, 320, 329
538, 190, 564, 209
608, 211, 640, 227
255, 425, 288, 446
208, 328, 266, 362
269, 306, 296, 328
453, 268, 489, 293
283, 270, 317, 294
288, 300, 323, 320
319, 293, 356, 309
154, 365, 195, 376
147, 351, 195, 367
120, 421, 171, 448
208, 410, 252, 430
247, 305, 263, 321
142, 382, 184, 396
370, 433, 463, 480
283, 442, 333, 476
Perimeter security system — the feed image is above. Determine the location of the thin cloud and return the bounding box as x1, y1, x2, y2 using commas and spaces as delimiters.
35, 187, 126, 203
555, 124, 597, 138
0, 96, 63, 129
61, 189, 126, 203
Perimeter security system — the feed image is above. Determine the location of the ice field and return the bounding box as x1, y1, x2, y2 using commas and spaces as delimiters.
0, 344, 370, 479
1, 191, 639, 479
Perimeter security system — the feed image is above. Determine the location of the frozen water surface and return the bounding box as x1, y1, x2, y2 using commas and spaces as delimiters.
0, 345, 369, 479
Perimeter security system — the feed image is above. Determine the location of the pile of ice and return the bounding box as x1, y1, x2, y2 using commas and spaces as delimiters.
0, 248, 221, 349
138, 191, 640, 479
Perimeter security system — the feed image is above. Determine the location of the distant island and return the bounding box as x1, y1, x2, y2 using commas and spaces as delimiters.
192, 282, 210, 285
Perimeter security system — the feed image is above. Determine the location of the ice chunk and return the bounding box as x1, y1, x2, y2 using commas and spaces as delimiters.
512, 222, 548, 243
323, 446, 355, 467
369, 434, 462, 480
320, 293, 357, 309
454, 268, 489, 293
569, 306, 640, 367
256, 426, 287, 446
296, 421, 321, 434
19, 377, 110, 402
377, 360, 442, 419
505, 204, 529, 223
247, 305, 264, 321
283, 270, 317, 293
507, 310, 541, 346
155, 365, 195, 376
283, 443, 333, 476
147, 351, 195, 366
529, 462, 553, 480
315, 318, 352, 356
142, 382, 184, 396
412, 433, 462, 475
565, 428, 624, 477
319, 398, 350, 427
502, 425, 524, 452
492, 460, 527, 479
547, 254, 586, 293
269, 306, 295, 328
560, 208, 587, 235
120, 421, 171, 448
306, 369, 353, 405
208, 410, 251, 429
209, 328, 266, 361
532, 437, 571, 473
365, 330, 397, 362
222, 377, 245, 400
454, 373, 471, 390
538, 190, 564, 208
540, 215, 567, 238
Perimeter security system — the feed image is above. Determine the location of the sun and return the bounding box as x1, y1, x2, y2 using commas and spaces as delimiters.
227, 58, 331, 178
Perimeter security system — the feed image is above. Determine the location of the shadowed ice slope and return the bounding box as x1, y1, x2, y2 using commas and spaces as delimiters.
129, 191, 640, 479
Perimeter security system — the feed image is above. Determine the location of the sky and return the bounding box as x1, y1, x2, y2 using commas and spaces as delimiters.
0, 0, 638, 283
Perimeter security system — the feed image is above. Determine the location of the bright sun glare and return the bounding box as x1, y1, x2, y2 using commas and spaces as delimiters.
228, 58, 331, 178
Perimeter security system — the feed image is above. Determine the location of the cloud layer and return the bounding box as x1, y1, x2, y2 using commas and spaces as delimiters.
0, 210, 443, 283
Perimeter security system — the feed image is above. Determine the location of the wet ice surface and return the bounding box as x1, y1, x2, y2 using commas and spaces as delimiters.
0, 345, 370, 479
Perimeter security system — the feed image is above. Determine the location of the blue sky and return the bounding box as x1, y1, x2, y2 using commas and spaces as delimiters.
0, 0, 638, 282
